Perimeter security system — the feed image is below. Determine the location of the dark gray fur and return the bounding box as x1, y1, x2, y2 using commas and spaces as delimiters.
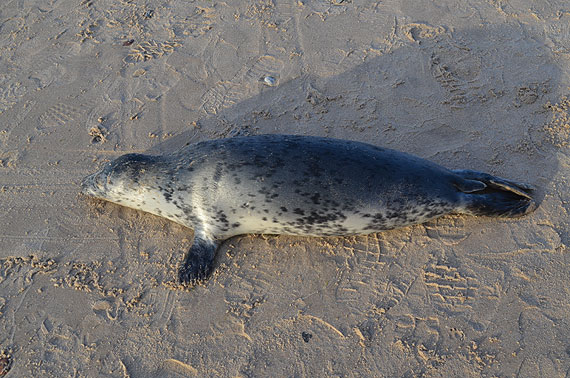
82, 135, 536, 285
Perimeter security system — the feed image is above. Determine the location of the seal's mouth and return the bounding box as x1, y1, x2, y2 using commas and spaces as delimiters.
80, 173, 96, 196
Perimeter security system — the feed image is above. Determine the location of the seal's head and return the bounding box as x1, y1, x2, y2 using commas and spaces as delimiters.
81, 154, 158, 205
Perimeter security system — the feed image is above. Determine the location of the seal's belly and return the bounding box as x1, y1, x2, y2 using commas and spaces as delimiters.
222, 211, 428, 237
207, 174, 456, 238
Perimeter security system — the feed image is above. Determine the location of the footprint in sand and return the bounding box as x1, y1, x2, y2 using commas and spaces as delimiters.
423, 254, 480, 316
201, 55, 284, 115
37, 102, 92, 130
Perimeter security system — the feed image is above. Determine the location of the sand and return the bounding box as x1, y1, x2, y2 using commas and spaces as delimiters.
0, 0, 569, 376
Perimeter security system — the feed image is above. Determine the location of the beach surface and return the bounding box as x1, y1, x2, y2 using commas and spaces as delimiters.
0, 0, 569, 376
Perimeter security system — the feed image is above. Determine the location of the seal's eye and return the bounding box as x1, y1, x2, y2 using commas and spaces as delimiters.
109, 154, 156, 185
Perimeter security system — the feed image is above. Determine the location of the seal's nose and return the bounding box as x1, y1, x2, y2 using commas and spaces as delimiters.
80, 173, 97, 196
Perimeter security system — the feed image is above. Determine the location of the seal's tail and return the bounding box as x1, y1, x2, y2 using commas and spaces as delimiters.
453, 169, 537, 218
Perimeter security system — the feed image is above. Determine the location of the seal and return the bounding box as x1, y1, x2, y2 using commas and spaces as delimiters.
81, 135, 536, 285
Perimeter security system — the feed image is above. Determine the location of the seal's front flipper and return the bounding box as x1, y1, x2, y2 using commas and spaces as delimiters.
178, 236, 220, 286
452, 169, 537, 218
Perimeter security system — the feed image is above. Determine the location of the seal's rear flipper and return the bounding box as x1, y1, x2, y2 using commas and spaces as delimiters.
453, 169, 535, 198
452, 169, 537, 218
178, 236, 220, 286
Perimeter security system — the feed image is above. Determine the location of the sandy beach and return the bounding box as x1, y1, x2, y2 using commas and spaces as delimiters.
0, 0, 569, 376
